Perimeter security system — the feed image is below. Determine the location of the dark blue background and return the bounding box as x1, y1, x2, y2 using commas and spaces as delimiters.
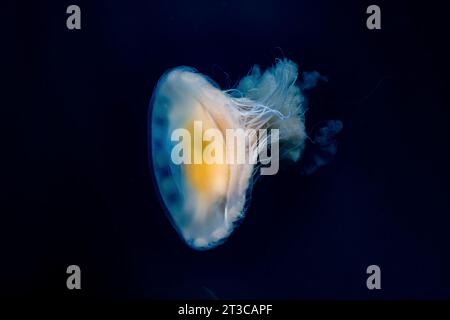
4, 0, 450, 299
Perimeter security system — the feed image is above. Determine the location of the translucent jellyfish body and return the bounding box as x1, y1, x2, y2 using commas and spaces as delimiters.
149, 59, 314, 250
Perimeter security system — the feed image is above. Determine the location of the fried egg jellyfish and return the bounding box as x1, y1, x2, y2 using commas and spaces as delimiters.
149, 59, 328, 250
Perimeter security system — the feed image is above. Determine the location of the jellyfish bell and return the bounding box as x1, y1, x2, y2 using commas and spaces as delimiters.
149, 59, 316, 250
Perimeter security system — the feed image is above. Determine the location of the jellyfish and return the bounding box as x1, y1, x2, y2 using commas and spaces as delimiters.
149, 59, 337, 250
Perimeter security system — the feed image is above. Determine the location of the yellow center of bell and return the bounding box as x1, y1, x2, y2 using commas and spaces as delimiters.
184, 108, 229, 199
